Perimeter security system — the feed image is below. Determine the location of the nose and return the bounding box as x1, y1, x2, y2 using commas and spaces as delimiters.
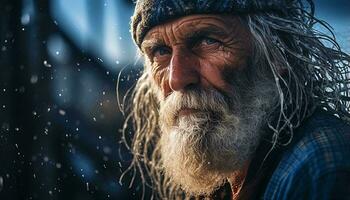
168, 48, 199, 92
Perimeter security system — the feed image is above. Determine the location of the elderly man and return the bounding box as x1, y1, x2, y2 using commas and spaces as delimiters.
121, 0, 350, 199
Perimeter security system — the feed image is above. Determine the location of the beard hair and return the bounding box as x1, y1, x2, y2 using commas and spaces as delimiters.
158, 67, 277, 196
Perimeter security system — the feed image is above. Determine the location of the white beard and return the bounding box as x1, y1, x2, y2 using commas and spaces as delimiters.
158, 80, 277, 195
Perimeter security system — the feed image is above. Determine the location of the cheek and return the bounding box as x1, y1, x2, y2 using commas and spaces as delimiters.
200, 62, 230, 91
199, 51, 248, 94
150, 62, 170, 96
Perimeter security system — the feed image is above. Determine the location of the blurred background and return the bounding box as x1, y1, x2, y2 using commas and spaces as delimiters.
0, 0, 349, 199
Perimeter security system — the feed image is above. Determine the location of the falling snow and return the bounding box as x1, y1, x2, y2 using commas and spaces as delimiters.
21, 14, 30, 25
43, 60, 52, 68
58, 109, 66, 116
0, 176, 3, 192
30, 75, 38, 84
55, 163, 62, 169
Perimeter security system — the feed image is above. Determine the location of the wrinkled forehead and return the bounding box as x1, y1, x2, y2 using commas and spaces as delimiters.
131, 0, 292, 48
141, 14, 243, 50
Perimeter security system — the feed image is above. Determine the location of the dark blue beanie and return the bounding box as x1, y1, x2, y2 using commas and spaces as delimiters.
131, 0, 295, 49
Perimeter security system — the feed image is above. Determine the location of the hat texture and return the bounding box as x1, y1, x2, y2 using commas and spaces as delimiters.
131, 0, 292, 49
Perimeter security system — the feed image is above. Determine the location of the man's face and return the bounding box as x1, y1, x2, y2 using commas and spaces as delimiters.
141, 14, 277, 195
142, 14, 252, 99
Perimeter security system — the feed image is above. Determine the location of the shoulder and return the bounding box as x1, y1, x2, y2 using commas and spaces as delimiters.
284, 110, 350, 173
263, 110, 350, 200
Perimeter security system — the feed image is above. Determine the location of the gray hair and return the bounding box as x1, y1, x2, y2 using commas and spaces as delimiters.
119, 1, 350, 199
247, 8, 350, 151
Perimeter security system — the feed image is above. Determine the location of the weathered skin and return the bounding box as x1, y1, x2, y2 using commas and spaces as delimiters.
141, 14, 254, 197
141, 14, 252, 102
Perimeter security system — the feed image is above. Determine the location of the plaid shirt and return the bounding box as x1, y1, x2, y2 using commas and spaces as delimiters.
262, 110, 350, 200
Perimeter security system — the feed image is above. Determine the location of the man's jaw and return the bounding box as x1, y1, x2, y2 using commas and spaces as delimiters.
157, 84, 272, 196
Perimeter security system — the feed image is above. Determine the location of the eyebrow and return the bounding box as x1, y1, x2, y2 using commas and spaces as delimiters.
141, 25, 228, 52
141, 38, 165, 53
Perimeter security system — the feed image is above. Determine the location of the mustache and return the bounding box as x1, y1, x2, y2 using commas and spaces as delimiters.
159, 87, 235, 125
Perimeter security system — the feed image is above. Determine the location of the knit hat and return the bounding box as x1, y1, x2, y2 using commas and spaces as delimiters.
131, 0, 293, 49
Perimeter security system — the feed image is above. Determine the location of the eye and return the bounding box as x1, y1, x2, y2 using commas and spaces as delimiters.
201, 37, 220, 46
190, 36, 221, 49
152, 46, 171, 57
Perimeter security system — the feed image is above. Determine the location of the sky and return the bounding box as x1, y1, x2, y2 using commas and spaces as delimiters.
316, 0, 350, 52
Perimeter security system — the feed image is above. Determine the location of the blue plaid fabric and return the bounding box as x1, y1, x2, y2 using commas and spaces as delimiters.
262, 110, 350, 200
